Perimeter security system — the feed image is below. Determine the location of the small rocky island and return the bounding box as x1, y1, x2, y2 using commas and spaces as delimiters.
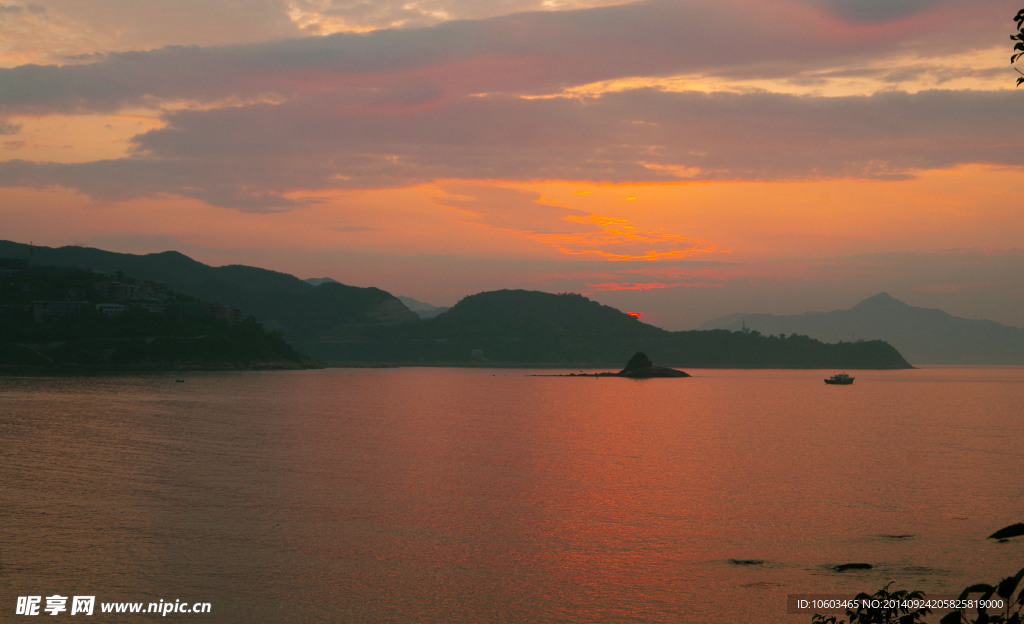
539, 352, 690, 378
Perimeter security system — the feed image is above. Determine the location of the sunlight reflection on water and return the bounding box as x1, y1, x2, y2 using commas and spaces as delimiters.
1, 367, 1022, 623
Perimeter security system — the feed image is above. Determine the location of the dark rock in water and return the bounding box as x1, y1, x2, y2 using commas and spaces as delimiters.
617, 351, 690, 378
988, 523, 1024, 540
622, 351, 654, 371
534, 351, 689, 378
833, 563, 873, 572
729, 559, 767, 566
620, 365, 690, 378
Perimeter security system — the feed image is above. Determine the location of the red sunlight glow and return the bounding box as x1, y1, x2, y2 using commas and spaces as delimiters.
586, 281, 724, 292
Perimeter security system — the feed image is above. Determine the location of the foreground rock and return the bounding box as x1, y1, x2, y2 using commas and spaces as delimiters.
989, 522, 1024, 540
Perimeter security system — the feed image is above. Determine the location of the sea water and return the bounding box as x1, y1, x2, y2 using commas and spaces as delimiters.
2, 367, 1022, 623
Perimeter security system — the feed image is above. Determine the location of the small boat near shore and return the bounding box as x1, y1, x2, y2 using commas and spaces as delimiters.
825, 373, 854, 385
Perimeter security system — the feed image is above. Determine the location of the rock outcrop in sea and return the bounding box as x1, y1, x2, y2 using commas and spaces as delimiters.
616, 352, 690, 378
537, 352, 689, 378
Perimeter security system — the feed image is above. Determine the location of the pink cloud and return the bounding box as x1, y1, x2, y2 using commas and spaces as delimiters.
0, 0, 1018, 210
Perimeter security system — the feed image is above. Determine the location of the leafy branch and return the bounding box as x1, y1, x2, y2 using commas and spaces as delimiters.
938, 566, 1024, 624
1013, 8, 1024, 85
811, 583, 930, 624
810, 566, 1024, 624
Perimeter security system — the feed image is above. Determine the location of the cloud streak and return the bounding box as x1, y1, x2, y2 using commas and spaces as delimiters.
1, 87, 1020, 209
0, 0, 1018, 211
0, 0, 1009, 111
437, 184, 716, 261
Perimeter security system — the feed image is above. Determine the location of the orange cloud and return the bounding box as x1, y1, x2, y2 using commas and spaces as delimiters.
438, 185, 717, 261
537, 214, 716, 261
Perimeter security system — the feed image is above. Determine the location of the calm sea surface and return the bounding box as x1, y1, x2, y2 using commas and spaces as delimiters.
2, 367, 1022, 623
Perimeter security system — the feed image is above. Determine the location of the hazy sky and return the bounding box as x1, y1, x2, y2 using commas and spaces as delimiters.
2, 0, 1022, 329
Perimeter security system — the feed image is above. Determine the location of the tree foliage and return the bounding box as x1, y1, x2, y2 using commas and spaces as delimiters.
812, 583, 930, 624
1013, 8, 1024, 85
938, 565, 1024, 624
809, 565, 1024, 624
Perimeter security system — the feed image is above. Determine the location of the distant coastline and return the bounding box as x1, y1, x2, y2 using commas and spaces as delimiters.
1, 241, 913, 372
701, 292, 1024, 365
0, 258, 318, 374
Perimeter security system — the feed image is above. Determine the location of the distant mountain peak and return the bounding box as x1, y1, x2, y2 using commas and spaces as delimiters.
305, 277, 340, 286
148, 250, 191, 259
700, 291, 1024, 364
144, 250, 204, 266
854, 292, 907, 309
397, 296, 449, 319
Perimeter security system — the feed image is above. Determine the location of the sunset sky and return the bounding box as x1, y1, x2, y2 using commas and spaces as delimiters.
1, 0, 1022, 329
